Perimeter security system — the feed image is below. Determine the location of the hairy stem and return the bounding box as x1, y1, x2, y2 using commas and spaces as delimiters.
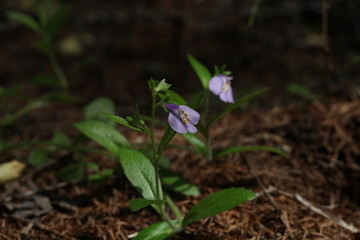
149, 93, 162, 200
166, 195, 183, 223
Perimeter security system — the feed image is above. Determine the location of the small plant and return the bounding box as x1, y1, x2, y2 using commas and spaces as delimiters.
7, 0, 70, 89
75, 76, 258, 239
74, 55, 290, 239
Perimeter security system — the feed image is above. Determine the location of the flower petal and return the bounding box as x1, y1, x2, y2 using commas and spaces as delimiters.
220, 87, 234, 103
164, 103, 180, 111
209, 76, 223, 95
227, 87, 234, 103
179, 105, 200, 124
168, 112, 187, 133
185, 123, 198, 133
219, 88, 234, 103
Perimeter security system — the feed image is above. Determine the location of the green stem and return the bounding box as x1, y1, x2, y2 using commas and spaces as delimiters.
149, 93, 162, 200
203, 90, 213, 160
166, 195, 183, 223
48, 50, 68, 89
159, 205, 179, 232
205, 130, 213, 161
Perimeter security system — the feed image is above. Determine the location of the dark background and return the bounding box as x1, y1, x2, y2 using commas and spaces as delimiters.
1, 0, 360, 106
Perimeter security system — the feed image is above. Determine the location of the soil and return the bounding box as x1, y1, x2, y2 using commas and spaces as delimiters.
0, 91, 359, 240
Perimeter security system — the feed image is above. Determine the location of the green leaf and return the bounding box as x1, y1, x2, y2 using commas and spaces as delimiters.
213, 146, 289, 158
161, 169, 200, 196
129, 198, 165, 211
182, 187, 255, 227
28, 149, 48, 166
57, 162, 84, 182
40, 92, 81, 103
157, 127, 176, 157
88, 169, 114, 182
133, 221, 176, 240
210, 88, 268, 126
32, 40, 52, 55
50, 131, 71, 148
116, 148, 162, 200
102, 112, 145, 132
32, 74, 62, 88
86, 162, 99, 171
44, 5, 70, 39
74, 120, 131, 153
7, 11, 42, 34
163, 89, 187, 105
181, 133, 207, 157
139, 150, 171, 169
155, 79, 172, 93
188, 90, 205, 110
84, 98, 115, 124
187, 54, 212, 89
248, 0, 263, 27
287, 83, 317, 100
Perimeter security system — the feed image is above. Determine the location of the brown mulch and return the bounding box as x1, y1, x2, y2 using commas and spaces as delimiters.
0, 94, 360, 240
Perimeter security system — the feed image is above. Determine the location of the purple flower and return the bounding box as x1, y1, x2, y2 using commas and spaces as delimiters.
164, 103, 200, 134
209, 74, 234, 103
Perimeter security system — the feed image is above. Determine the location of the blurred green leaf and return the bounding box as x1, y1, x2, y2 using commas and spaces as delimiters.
57, 162, 84, 181
210, 88, 268, 126
182, 133, 207, 157
32, 40, 52, 55
74, 120, 131, 153
0, 100, 48, 126
213, 146, 289, 158
44, 4, 70, 39
50, 131, 71, 148
7, 11, 42, 34
129, 198, 165, 211
248, 0, 263, 27
86, 162, 99, 171
187, 54, 212, 89
84, 98, 115, 124
28, 148, 48, 166
182, 188, 255, 227
88, 169, 114, 182
287, 83, 317, 100
161, 169, 200, 196
40, 92, 80, 103
188, 90, 205, 110
133, 221, 176, 240
32, 74, 62, 88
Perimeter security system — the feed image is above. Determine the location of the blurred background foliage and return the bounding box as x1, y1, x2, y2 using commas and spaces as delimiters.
1, 0, 360, 106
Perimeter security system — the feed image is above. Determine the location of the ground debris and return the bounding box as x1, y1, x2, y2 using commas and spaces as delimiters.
0, 96, 359, 239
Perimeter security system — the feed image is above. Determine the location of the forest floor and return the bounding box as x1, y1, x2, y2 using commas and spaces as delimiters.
0, 87, 360, 240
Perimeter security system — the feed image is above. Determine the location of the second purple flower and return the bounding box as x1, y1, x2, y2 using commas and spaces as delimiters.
209, 74, 234, 103
164, 103, 200, 134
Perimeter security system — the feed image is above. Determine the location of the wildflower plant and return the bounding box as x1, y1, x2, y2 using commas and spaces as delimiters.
185, 55, 289, 160
74, 79, 256, 239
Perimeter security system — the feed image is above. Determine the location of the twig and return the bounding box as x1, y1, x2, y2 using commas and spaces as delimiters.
275, 188, 360, 233
242, 154, 279, 211
242, 154, 296, 239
